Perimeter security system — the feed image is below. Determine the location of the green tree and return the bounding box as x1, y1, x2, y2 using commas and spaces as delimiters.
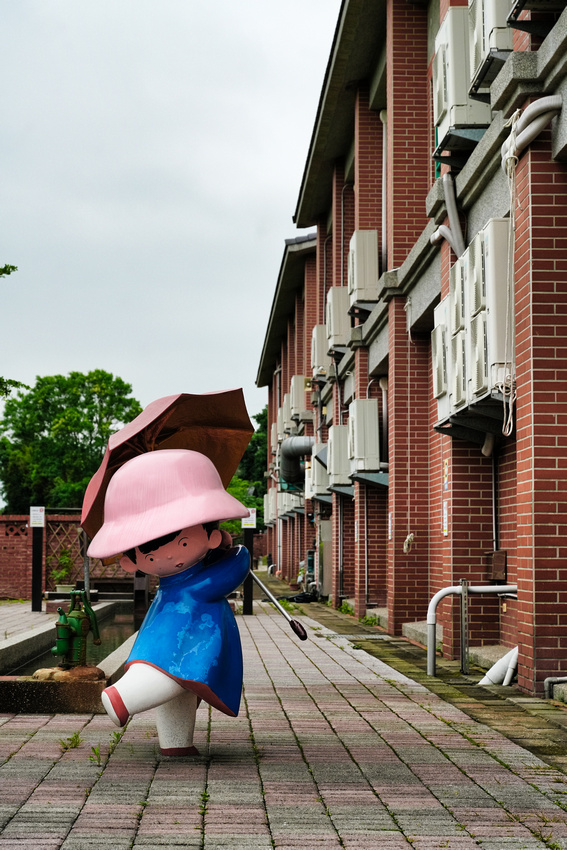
0, 264, 28, 399
0, 370, 142, 512
238, 405, 267, 498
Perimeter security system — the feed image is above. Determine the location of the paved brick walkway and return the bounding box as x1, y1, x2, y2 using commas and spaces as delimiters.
2, 603, 567, 847
0, 601, 57, 643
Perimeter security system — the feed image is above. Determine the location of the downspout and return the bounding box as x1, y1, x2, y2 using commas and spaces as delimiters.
380, 110, 388, 273
379, 377, 389, 466
323, 233, 332, 324
430, 173, 466, 258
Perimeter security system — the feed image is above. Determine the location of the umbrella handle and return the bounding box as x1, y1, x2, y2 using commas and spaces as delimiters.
249, 571, 308, 641
290, 619, 308, 641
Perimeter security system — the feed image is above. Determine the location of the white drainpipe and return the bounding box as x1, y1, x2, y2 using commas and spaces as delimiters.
479, 645, 518, 686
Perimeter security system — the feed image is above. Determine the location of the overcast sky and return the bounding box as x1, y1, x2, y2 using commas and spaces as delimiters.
0, 1, 341, 424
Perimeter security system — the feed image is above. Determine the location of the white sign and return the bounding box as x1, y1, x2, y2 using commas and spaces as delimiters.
30, 506, 45, 528
242, 508, 257, 529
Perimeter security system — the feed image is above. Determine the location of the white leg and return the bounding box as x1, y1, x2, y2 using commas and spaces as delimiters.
101, 663, 185, 726
156, 690, 200, 756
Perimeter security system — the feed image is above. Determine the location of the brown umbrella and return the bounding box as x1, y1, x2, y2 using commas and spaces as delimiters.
81, 388, 253, 539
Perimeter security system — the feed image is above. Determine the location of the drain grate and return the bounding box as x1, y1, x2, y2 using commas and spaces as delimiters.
315, 633, 391, 640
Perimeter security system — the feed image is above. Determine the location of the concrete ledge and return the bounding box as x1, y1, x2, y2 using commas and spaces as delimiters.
365, 607, 389, 630
0, 630, 137, 714
553, 683, 567, 704
402, 620, 443, 650
469, 643, 510, 671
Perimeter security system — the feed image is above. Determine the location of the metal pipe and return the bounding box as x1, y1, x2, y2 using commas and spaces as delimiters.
427, 583, 518, 676
544, 676, 567, 699
380, 110, 388, 273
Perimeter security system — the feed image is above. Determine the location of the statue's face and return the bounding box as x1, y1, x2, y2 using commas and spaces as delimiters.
120, 524, 222, 577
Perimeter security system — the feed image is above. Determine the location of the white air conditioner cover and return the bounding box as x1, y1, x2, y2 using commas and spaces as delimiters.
449, 256, 466, 335
469, 0, 513, 91
348, 399, 380, 472
328, 425, 350, 486
451, 330, 467, 410
312, 443, 330, 495
467, 230, 485, 317
326, 287, 351, 350
470, 217, 511, 397
348, 230, 379, 306
433, 6, 491, 146
311, 324, 331, 377
290, 375, 307, 419
432, 296, 452, 422
282, 393, 293, 432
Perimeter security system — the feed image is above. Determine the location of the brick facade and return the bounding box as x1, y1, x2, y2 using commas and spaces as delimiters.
257, 1, 567, 694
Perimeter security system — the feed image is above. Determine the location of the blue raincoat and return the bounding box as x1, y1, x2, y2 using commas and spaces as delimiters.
124, 545, 250, 716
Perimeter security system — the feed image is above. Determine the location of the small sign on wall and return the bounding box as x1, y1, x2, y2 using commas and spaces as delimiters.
242, 508, 257, 529
29, 506, 45, 528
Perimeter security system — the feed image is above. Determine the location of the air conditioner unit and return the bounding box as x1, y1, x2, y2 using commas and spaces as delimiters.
277, 407, 284, 442
348, 399, 380, 473
466, 229, 485, 317
282, 393, 294, 433
347, 230, 379, 306
470, 310, 488, 396
304, 464, 314, 501
326, 287, 350, 350
269, 488, 277, 522
433, 6, 492, 152
469, 0, 513, 98
311, 443, 330, 496
469, 217, 511, 399
264, 492, 271, 525
327, 425, 350, 486
432, 296, 451, 421
270, 422, 278, 455
451, 330, 468, 410
449, 255, 466, 335
311, 324, 331, 377
290, 375, 308, 419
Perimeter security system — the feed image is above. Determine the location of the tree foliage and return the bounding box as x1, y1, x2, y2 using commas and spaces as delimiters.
0, 265, 28, 399
0, 370, 143, 513
238, 405, 267, 496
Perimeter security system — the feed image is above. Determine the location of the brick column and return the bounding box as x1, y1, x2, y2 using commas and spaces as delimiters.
354, 83, 383, 234
514, 125, 567, 694
386, 0, 428, 270
387, 299, 430, 633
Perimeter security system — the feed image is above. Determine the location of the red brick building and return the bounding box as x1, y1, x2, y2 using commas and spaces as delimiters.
257, 0, 567, 695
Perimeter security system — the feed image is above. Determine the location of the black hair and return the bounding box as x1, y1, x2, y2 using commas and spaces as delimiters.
123, 522, 220, 564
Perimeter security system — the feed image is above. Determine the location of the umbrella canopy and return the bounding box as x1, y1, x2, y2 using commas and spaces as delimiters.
81, 388, 253, 540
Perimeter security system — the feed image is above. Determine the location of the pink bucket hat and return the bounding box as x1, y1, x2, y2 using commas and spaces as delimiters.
87, 449, 250, 558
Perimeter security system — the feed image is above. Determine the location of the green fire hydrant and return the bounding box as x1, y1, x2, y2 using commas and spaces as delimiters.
51, 590, 101, 669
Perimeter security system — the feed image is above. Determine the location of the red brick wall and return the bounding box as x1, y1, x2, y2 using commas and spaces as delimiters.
0, 516, 33, 599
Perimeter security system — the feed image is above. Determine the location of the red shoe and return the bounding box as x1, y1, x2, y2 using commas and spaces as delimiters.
101, 686, 129, 727
160, 745, 199, 757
